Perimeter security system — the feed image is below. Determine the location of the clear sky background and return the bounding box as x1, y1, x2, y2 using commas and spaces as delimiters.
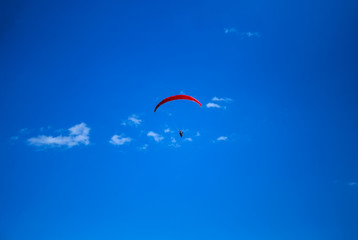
1, 0, 358, 239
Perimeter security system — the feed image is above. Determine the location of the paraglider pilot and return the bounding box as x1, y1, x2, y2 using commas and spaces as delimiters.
179, 130, 183, 138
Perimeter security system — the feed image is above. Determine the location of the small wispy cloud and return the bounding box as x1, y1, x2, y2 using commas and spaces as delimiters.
348, 182, 357, 187
224, 27, 237, 34
128, 115, 142, 125
206, 103, 221, 108
109, 135, 132, 145
147, 131, 164, 142
184, 138, 193, 142
224, 28, 260, 39
212, 97, 232, 102
139, 144, 148, 150
217, 136, 228, 141
241, 32, 260, 38
18, 128, 34, 135
164, 128, 171, 133
10, 136, 19, 141
208, 96, 232, 109
40, 126, 51, 132
169, 137, 181, 148
27, 123, 90, 148
196, 131, 200, 137
19, 128, 28, 133
122, 114, 142, 126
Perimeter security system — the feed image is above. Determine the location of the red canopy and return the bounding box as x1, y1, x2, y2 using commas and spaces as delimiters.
154, 95, 202, 112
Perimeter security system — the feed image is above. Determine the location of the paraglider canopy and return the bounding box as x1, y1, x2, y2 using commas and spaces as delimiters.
154, 95, 202, 112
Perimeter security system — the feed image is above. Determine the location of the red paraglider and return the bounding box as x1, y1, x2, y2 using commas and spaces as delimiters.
154, 95, 202, 112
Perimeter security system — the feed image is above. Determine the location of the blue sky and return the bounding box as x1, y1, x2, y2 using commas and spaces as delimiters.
1, 0, 358, 239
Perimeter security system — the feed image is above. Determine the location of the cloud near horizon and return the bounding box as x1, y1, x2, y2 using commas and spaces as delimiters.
27, 123, 90, 148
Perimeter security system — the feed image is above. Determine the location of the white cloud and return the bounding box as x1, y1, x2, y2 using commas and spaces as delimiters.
212, 97, 232, 102
139, 144, 148, 150
217, 136, 228, 141
164, 128, 171, 133
224, 28, 260, 39
196, 131, 200, 137
123, 114, 142, 126
206, 103, 221, 108
147, 131, 164, 142
241, 32, 260, 38
128, 115, 142, 125
28, 123, 90, 148
208, 97, 232, 109
109, 135, 132, 145
348, 182, 357, 186
169, 137, 181, 148
69, 123, 89, 136
184, 138, 192, 142
224, 27, 237, 34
